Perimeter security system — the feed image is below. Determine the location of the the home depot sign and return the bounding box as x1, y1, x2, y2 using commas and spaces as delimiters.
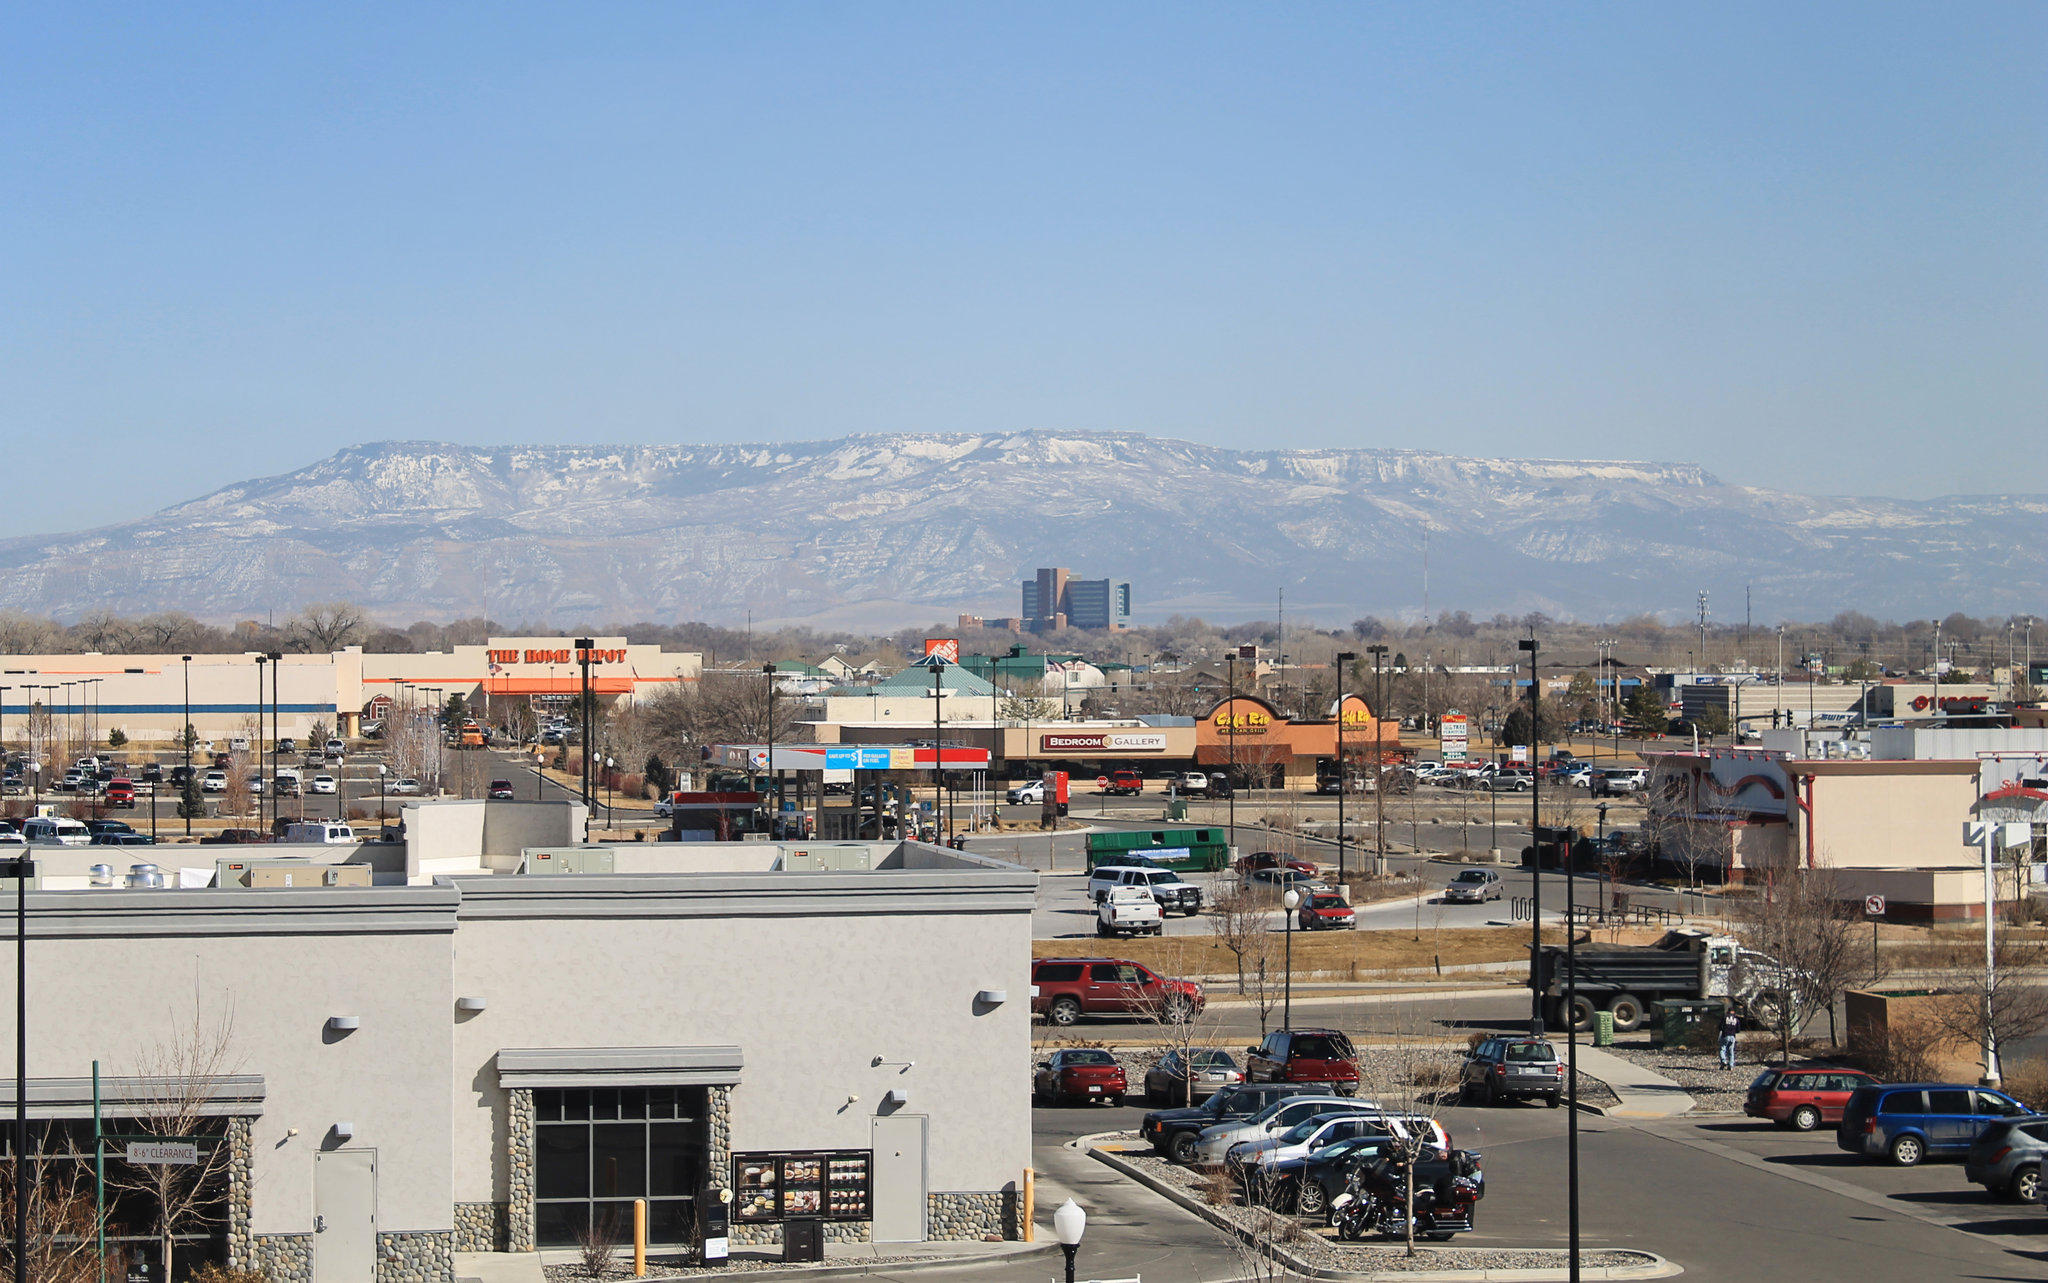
486, 647, 628, 665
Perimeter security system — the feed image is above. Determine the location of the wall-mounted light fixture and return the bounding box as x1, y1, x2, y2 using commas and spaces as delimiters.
977, 989, 1007, 1006
883, 1089, 909, 1109
455, 996, 488, 1012
326, 1016, 360, 1033
331, 1122, 356, 1142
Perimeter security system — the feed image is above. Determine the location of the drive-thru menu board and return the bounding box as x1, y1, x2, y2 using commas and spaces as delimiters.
732, 1151, 872, 1223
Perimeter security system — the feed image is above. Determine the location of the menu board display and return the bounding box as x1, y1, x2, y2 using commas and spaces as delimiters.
733, 1151, 871, 1222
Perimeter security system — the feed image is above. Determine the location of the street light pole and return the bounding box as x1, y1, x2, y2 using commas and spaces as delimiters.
1565, 786, 1582, 1283
930, 662, 944, 843
1283, 888, 1301, 1030
764, 664, 780, 834
575, 638, 596, 821
1519, 636, 1544, 1036
1334, 651, 1356, 881
11, 829, 28, 1283
1367, 645, 1389, 877
254, 656, 267, 837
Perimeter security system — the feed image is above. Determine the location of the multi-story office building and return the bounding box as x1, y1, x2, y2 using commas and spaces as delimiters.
1019, 568, 1130, 633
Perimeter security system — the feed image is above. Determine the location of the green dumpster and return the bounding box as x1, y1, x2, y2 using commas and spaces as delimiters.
1652, 999, 1726, 1051
1593, 1011, 1615, 1047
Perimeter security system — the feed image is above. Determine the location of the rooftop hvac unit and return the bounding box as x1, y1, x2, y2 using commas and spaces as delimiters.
218, 858, 373, 889
519, 846, 616, 875
778, 844, 874, 873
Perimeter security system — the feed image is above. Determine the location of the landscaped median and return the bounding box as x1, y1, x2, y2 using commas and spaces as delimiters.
1078, 1131, 1679, 1281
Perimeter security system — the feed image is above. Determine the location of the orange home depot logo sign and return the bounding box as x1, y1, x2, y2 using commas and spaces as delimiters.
923, 638, 961, 663
486, 647, 627, 665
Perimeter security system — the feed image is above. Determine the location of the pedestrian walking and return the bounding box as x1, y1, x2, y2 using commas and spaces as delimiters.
1718, 1010, 1741, 1069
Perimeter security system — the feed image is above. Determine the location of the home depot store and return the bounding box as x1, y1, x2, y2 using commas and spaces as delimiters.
357, 636, 702, 723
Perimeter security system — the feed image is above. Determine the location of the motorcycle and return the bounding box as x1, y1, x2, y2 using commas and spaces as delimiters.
1328, 1147, 1483, 1243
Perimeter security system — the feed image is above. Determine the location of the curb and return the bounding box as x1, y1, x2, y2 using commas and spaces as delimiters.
1081, 1139, 1679, 1281
549, 1240, 1059, 1281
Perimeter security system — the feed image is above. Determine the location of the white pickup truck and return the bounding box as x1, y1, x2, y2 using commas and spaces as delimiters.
1096, 887, 1165, 939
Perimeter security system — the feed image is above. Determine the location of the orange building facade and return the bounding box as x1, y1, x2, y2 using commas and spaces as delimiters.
1194, 694, 1401, 790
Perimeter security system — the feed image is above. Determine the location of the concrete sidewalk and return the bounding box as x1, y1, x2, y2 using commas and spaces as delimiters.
1572, 1045, 1695, 1119
476, 1236, 1056, 1282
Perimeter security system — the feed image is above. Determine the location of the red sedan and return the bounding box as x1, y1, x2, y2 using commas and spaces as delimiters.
1235, 850, 1318, 877
1296, 891, 1357, 930
1034, 1049, 1127, 1106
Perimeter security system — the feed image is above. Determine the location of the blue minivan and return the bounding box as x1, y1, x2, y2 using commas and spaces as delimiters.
1835, 1083, 2033, 1166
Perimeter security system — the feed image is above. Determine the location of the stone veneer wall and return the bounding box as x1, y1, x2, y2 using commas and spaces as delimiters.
506, 1087, 536, 1251
451, 1201, 508, 1253
252, 1234, 312, 1283
377, 1229, 455, 1282
928, 1191, 1013, 1241
225, 1117, 254, 1270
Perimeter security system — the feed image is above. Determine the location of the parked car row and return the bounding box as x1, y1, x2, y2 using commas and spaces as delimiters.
1736, 1064, 2047, 1204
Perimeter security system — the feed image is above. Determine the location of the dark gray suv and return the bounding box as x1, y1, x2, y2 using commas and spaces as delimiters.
1460, 1037, 1563, 1107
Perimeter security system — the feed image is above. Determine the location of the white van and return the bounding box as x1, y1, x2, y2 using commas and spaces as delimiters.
282, 822, 356, 845
21, 817, 91, 847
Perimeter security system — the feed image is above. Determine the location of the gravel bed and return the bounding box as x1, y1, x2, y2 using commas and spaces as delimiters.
1591, 1038, 1855, 1113
1101, 1138, 1653, 1274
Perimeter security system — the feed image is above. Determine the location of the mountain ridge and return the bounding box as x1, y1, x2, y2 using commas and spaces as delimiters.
2, 431, 2040, 627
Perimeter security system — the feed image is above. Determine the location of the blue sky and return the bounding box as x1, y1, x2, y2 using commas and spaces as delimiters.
3, 3, 2042, 536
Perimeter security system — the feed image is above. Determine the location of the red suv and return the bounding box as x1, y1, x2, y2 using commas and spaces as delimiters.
1032, 958, 1205, 1026
104, 778, 137, 809
1745, 1067, 1877, 1131
1245, 1028, 1360, 1096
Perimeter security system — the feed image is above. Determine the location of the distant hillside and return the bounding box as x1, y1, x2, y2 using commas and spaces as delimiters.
0, 431, 2039, 627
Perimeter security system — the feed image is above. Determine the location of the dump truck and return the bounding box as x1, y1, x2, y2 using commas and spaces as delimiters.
1530, 928, 1804, 1033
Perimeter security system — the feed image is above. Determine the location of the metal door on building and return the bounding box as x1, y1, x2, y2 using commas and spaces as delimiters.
870, 1115, 927, 1243
312, 1149, 377, 1283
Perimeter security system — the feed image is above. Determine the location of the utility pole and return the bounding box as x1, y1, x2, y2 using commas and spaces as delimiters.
1696, 590, 1710, 674
1519, 636, 1543, 1036
1335, 651, 1355, 881
1367, 645, 1390, 877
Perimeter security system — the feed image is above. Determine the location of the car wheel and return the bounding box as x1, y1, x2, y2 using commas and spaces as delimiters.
1607, 993, 1646, 1032
1163, 995, 1195, 1024
1095, 924, 1110, 938
1106, 1094, 1123, 1108
1425, 1230, 1457, 1242
1047, 998, 1082, 1027
1183, 906, 1201, 917
1789, 1105, 1822, 1132
1147, 1085, 1165, 1106
2010, 1165, 2041, 1203
1295, 1180, 1328, 1217
1546, 1094, 1561, 1109
1889, 1134, 1924, 1167
1170, 1132, 1200, 1165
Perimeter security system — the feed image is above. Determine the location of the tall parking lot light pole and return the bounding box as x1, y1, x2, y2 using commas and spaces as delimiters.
1519, 636, 1543, 1037
253, 656, 267, 836
764, 664, 780, 834
930, 662, 945, 843
1334, 651, 1356, 881
268, 652, 282, 828
1565, 781, 1583, 1282
1282, 888, 1301, 1030
11, 817, 31, 1283
576, 640, 595, 818
1366, 645, 1389, 877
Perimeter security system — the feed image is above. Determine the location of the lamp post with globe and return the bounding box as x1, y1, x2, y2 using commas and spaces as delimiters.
1053, 1198, 1086, 1283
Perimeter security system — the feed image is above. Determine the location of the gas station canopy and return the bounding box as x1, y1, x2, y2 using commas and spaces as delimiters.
714, 744, 992, 772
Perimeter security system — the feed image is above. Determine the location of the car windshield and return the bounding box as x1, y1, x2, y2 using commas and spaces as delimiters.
1503, 1042, 1555, 1063
1453, 871, 1488, 884
1291, 1034, 1355, 1060
1191, 1051, 1235, 1069
1309, 895, 1346, 909
1062, 1050, 1115, 1067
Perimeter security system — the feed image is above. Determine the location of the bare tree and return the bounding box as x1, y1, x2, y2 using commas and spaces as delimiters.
1731, 866, 1863, 1057
0, 1130, 113, 1283
285, 601, 366, 652
1206, 880, 1273, 998
112, 1005, 240, 1281
1923, 923, 2048, 1085
639, 671, 805, 762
